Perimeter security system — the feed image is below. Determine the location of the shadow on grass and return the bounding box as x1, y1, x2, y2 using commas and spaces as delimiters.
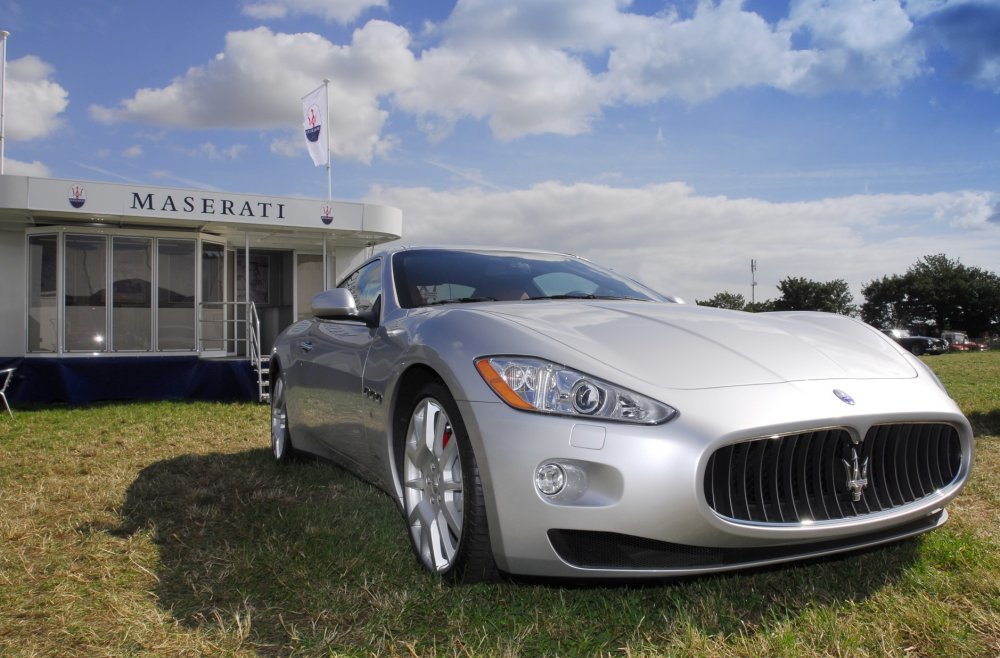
969, 409, 1000, 437
102, 449, 924, 655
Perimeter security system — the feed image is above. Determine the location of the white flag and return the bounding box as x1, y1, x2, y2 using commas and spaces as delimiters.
301, 84, 328, 167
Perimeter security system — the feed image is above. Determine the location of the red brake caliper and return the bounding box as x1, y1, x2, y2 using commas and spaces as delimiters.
442, 426, 452, 450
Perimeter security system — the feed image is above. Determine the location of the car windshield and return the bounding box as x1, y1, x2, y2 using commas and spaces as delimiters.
392, 249, 666, 309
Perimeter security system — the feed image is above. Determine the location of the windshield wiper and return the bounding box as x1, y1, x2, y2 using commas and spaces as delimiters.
425, 296, 498, 306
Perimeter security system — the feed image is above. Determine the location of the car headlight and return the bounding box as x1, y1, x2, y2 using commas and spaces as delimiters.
474, 356, 677, 425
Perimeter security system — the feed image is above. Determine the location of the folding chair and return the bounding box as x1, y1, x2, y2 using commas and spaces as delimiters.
0, 367, 15, 418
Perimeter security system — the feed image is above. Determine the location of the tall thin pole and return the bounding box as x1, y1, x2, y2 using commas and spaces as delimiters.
751, 258, 757, 306
324, 78, 331, 201
0, 31, 9, 175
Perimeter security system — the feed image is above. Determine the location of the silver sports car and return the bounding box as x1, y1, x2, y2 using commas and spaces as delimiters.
269, 246, 973, 583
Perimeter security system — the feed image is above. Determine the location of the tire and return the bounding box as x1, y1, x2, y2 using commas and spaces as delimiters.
270, 372, 295, 463
399, 381, 498, 583
909, 343, 925, 356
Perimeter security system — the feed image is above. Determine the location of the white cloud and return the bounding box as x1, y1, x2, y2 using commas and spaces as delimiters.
87, 1, 977, 153
396, 43, 604, 139
3, 55, 69, 141
605, 0, 815, 103
3, 157, 51, 177
369, 181, 1000, 302
397, 0, 930, 138
781, 0, 925, 92
241, 0, 387, 23
90, 23, 412, 163
122, 144, 143, 158
933, 190, 999, 229
401, 0, 815, 135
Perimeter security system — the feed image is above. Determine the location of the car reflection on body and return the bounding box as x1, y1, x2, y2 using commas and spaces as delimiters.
269, 246, 973, 583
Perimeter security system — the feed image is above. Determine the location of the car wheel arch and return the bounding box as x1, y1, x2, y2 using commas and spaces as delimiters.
389, 365, 500, 582
388, 364, 447, 498
269, 355, 282, 390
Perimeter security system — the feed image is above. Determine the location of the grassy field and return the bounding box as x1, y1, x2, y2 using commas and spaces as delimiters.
0, 353, 998, 657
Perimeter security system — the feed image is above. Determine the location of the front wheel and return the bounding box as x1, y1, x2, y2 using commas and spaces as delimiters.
270, 372, 295, 463
400, 381, 497, 583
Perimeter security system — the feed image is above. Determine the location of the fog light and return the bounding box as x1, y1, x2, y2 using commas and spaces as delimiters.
535, 462, 566, 496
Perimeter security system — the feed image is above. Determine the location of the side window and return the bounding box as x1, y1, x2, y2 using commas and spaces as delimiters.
341, 259, 382, 315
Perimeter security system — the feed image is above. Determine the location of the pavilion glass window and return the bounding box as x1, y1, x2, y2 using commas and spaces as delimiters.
27, 234, 58, 353
112, 237, 153, 351
157, 239, 196, 351
64, 234, 107, 352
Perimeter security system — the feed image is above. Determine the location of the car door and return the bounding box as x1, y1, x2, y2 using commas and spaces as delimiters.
296, 258, 382, 472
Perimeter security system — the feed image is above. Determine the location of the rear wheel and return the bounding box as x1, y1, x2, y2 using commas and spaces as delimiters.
400, 381, 497, 583
270, 372, 295, 463
910, 343, 925, 356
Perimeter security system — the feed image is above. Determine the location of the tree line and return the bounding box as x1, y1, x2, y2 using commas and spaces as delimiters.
696, 254, 1000, 337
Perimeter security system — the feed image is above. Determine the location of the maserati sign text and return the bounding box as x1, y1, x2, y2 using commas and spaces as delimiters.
130, 192, 286, 219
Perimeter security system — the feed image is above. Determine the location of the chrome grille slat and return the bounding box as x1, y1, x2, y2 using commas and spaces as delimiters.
899, 427, 915, 500
871, 425, 890, 509
791, 432, 805, 519
772, 436, 786, 522
724, 446, 735, 520
915, 425, 932, 494
756, 440, 768, 522
705, 423, 963, 524
818, 430, 837, 520
927, 425, 943, 492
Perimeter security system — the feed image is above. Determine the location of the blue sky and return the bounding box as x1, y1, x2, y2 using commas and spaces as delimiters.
3, 0, 999, 302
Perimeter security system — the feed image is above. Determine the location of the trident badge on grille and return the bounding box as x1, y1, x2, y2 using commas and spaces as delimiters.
841, 447, 870, 502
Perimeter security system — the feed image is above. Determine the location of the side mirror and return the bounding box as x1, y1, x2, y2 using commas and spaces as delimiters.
311, 289, 359, 320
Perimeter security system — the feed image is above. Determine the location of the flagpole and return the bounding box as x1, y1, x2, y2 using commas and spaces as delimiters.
0, 30, 9, 176
324, 78, 331, 201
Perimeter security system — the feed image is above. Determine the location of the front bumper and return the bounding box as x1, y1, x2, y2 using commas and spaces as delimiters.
458, 377, 973, 578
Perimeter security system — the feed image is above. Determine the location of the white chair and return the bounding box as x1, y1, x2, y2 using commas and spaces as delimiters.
0, 367, 15, 418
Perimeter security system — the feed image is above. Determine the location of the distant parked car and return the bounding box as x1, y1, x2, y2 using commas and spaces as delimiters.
882, 329, 948, 356
941, 331, 987, 352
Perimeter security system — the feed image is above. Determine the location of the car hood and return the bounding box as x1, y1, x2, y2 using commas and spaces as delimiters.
477, 301, 916, 390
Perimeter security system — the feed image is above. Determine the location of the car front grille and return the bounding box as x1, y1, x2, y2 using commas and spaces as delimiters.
704, 423, 963, 524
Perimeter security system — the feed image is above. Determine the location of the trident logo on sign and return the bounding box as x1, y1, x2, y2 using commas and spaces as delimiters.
305, 105, 322, 143
68, 185, 87, 208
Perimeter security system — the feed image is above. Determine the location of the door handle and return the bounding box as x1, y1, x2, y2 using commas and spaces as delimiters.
298, 340, 313, 352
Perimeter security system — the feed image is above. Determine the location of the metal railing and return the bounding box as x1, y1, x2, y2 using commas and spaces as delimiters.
248, 301, 269, 403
